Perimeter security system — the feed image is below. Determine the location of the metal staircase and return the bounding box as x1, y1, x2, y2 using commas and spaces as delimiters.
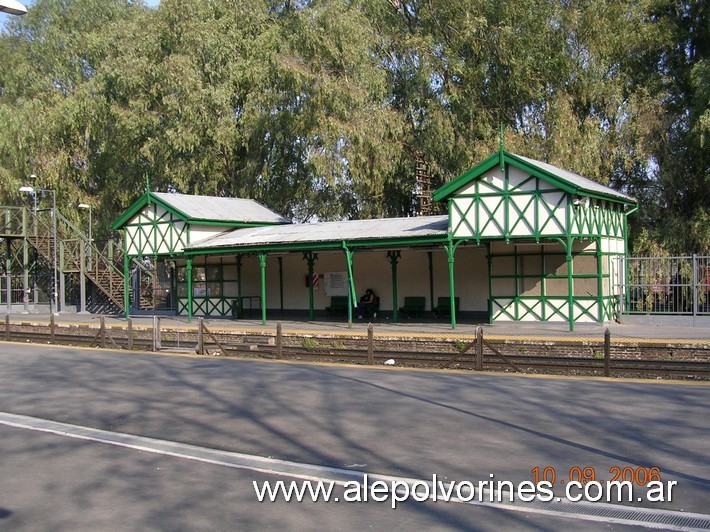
2, 205, 160, 313
25, 208, 127, 310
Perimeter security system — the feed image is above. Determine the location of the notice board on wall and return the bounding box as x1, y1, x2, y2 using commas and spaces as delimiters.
324, 271, 348, 296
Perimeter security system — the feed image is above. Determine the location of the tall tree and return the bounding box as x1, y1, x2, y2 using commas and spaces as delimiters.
0, 0, 707, 252
644, 0, 709, 253
0, 0, 146, 233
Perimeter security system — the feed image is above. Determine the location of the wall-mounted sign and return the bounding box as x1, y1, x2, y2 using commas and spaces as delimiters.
324, 271, 347, 296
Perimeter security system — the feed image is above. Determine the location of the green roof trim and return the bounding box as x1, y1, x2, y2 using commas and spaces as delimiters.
111, 192, 189, 230
184, 234, 452, 257
111, 192, 285, 231
111, 192, 147, 230
187, 219, 285, 228
432, 153, 499, 202
432, 151, 636, 205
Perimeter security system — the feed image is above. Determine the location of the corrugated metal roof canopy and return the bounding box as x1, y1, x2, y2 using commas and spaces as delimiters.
187, 215, 449, 252
511, 153, 634, 203
153, 192, 289, 224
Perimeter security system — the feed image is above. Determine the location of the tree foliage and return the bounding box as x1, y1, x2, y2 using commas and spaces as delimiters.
0, 0, 707, 251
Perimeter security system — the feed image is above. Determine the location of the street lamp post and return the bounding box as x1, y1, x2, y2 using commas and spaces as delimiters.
78, 203, 92, 266
20, 179, 38, 308
20, 184, 59, 315
78, 203, 92, 313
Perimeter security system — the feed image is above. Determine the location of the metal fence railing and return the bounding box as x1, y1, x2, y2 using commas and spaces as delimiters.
0, 275, 28, 305
621, 255, 710, 315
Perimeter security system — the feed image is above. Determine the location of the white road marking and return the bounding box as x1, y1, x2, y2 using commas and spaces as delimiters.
1, 411, 707, 530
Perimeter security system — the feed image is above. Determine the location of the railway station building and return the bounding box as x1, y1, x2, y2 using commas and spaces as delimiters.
112, 149, 637, 330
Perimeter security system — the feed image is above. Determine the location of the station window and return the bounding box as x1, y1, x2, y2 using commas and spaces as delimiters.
175, 263, 236, 298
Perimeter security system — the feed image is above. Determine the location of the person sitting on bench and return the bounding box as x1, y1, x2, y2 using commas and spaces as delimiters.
358, 288, 377, 318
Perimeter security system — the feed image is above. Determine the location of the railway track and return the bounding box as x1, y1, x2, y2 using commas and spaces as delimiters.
4, 328, 709, 379
255, 345, 710, 377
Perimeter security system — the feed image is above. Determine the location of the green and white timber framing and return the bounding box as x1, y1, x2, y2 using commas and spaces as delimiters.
112, 149, 637, 331
111, 191, 289, 318
432, 150, 637, 330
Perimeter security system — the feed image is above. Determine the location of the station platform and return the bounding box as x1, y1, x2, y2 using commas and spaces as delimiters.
4, 310, 710, 343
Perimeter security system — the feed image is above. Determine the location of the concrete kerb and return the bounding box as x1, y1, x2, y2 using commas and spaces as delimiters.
3, 311, 710, 346
4, 313, 710, 381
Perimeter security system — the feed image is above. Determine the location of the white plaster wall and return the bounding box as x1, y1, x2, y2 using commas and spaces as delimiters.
600, 237, 625, 254
229, 245, 490, 313
478, 167, 505, 192
508, 166, 537, 191
124, 204, 188, 256
190, 226, 231, 245
125, 225, 141, 256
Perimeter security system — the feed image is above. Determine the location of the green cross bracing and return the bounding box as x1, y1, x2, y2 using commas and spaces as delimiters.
431, 151, 635, 330
111, 190, 291, 317
448, 176, 623, 242
122, 203, 189, 258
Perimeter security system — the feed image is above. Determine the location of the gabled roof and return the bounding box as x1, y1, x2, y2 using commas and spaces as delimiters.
112, 191, 289, 230
432, 151, 636, 205
186, 215, 449, 254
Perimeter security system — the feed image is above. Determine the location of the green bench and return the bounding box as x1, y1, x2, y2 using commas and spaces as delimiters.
433, 296, 460, 318
399, 296, 426, 318
325, 295, 350, 316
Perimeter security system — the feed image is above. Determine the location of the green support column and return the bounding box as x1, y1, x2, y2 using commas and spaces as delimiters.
186, 257, 193, 322
259, 253, 267, 325
565, 195, 575, 332
541, 244, 548, 321
513, 244, 519, 320
278, 257, 284, 313
596, 237, 604, 322
123, 250, 130, 319
303, 251, 318, 321
444, 239, 461, 330
236, 255, 243, 317
566, 237, 574, 332
386, 251, 401, 323
427, 251, 434, 315
486, 244, 493, 324
342, 243, 356, 328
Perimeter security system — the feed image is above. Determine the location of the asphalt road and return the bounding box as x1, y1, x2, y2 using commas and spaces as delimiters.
0, 342, 708, 530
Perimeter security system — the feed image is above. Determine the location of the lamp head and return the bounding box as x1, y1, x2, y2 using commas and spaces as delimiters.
78, 203, 90, 209
0, 0, 28, 16
19, 186, 35, 194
